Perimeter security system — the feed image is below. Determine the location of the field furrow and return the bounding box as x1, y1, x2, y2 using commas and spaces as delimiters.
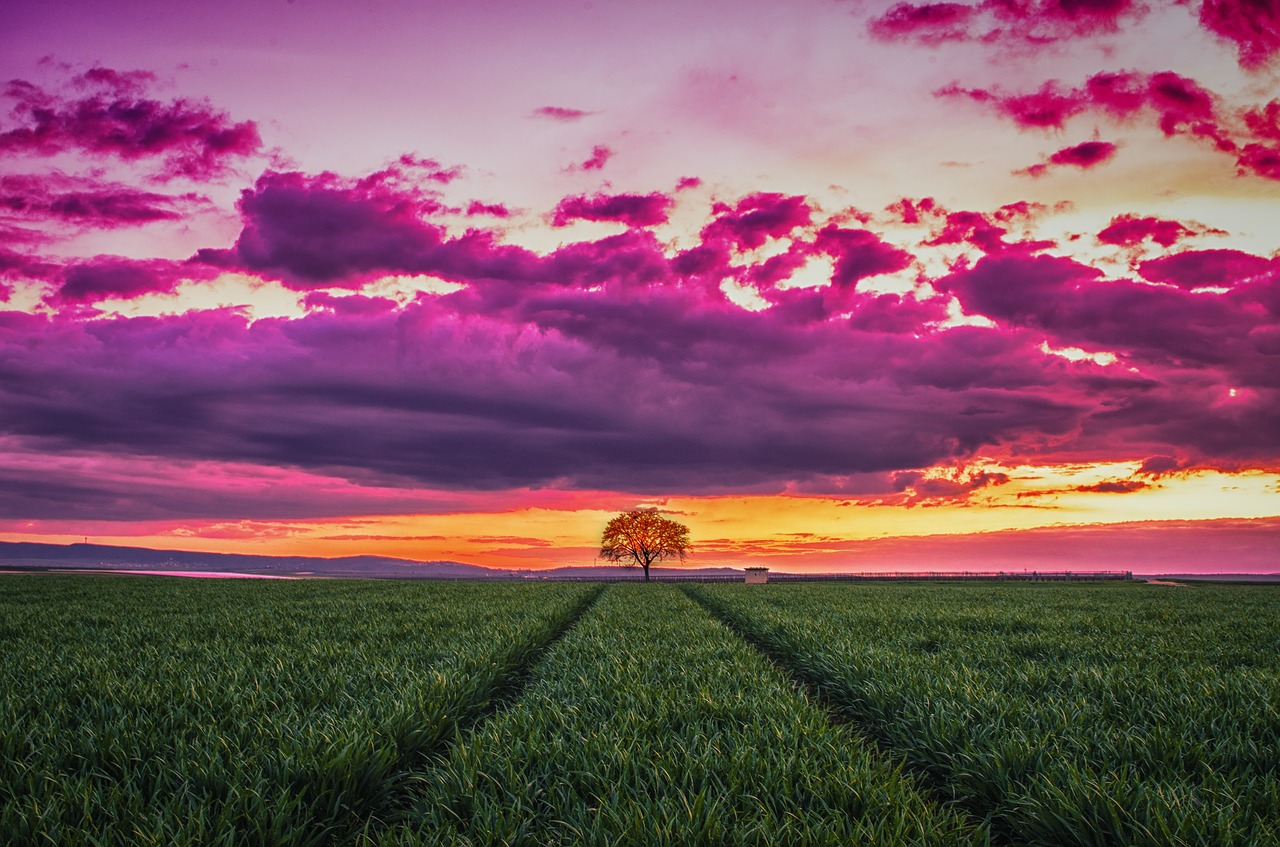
0, 575, 598, 847
377, 583, 987, 846
686, 582, 1280, 847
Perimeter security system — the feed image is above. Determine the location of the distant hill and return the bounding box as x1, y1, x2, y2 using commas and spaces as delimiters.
0, 540, 751, 581
0, 541, 506, 579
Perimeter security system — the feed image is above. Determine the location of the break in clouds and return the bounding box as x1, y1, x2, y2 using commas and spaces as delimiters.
1, 0, 1279, 523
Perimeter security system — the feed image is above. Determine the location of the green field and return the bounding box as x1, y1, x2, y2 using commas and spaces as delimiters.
2, 575, 1277, 846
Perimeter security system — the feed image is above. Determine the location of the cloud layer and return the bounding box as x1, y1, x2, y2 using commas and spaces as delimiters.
3, 156, 1277, 517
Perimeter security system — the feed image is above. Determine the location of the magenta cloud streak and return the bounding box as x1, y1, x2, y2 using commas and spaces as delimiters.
871, 0, 1280, 71
532, 106, 596, 122
940, 70, 1280, 180
551, 192, 674, 227
1, 174, 202, 228
869, 0, 1148, 48
0, 71, 261, 181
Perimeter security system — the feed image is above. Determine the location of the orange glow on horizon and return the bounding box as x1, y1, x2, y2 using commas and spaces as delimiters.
4, 463, 1277, 572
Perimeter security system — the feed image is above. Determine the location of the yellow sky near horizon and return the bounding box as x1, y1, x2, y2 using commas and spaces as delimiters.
5, 462, 1276, 571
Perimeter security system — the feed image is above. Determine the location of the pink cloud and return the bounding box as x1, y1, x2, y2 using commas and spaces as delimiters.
814, 225, 914, 288
1235, 142, 1280, 179
942, 69, 1280, 179
890, 467, 1011, 505
1019, 140, 1118, 177
867, 0, 1268, 80
70, 67, 157, 95
1075, 478, 1150, 493
922, 207, 1054, 253
1047, 139, 1117, 167
1097, 214, 1210, 248
0, 245, 55, 282
195, 168, 451, 288
936, 251, 1103, 324
465, 200, 513, 218
1199, 0, 1280, 69
1243, 99, 1280, 142
886, 197, 938, 225
44, 255, 222, 306
0, 70, 262, 181
362, 153, 464, 186
550, 192, 674, 228
531, 106, 595, 122
938, 80, 1084, 129
1137, 249, 1279, 288
868, 2, 978, 45
870, 0, 1148, 47
576, 144, 613, 171
703, 193, 812, 250
1, 173, 204, 229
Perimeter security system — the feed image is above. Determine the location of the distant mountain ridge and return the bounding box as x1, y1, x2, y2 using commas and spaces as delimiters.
0, 540, 502, 578
0, 540, 747, 580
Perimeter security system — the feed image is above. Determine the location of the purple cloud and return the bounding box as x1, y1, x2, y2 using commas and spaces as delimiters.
50, 257, 213, 305
814, 225, 914, 288
0, 70, 262, 180
1137, 249, 1279, 289
1, 173, 202, 228
1019, 140, 1119, 177
1097, 214, 1208, 248
466, 200, 513, 218
703, 193, 812, 250
577, 144, 613, 171
1138, 455, 1185, 475
550, 192, 674, 228
196, 169, 449, 288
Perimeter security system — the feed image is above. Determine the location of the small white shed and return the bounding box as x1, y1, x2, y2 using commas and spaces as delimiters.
743, 567, 770, 584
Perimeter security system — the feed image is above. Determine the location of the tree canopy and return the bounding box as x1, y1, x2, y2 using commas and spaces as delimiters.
598, 510, 691, 582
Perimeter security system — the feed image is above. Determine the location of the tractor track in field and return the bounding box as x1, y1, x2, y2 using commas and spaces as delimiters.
681, 585, 1016, 847
347, 584, 607, 845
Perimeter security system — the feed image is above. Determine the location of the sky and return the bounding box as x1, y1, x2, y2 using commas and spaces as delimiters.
2, 0, 1279, 574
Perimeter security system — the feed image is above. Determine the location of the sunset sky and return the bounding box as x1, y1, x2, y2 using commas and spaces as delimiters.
2, 0, 1278, 574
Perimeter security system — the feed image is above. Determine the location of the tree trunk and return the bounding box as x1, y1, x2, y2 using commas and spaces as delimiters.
642, 562, 650, 582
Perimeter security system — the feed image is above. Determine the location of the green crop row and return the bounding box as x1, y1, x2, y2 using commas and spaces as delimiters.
686, 582, 1280, 847
376, 584, 987, 847
1, 575, 598, 847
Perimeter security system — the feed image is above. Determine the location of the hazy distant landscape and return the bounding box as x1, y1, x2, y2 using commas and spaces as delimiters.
0, 540, 750, 580
3, 540, 1276, 582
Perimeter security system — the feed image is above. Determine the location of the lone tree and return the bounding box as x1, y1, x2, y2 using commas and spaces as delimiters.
599, 509, 691, 582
